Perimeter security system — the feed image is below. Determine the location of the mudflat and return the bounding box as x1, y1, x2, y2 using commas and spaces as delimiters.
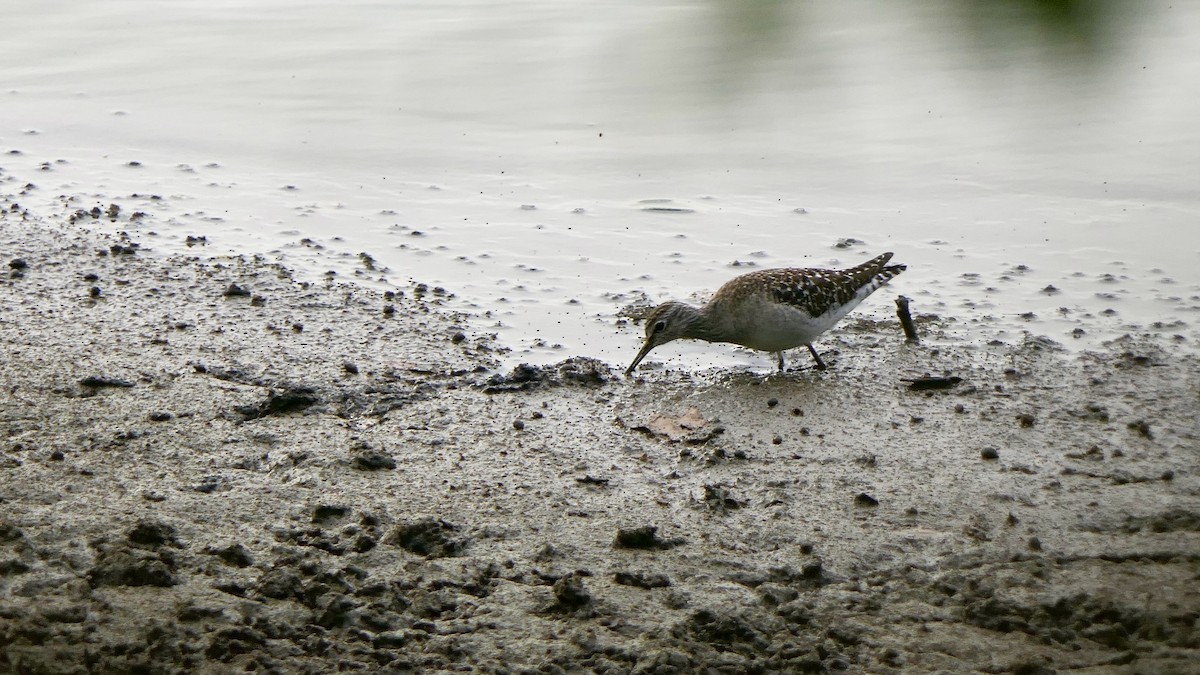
1, 205, 1197, 673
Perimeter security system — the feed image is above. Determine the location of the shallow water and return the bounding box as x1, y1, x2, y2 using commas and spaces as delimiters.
3, 0, 1198, 369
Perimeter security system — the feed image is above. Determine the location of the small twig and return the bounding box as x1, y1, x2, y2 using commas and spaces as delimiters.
895, 295, 919, 343
902, 376, 962, 391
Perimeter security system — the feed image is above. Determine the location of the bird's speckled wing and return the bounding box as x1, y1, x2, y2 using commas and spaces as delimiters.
720, 252, 906, 319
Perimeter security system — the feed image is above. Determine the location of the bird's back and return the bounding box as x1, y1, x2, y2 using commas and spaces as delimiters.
715, 253, 903, 318
703, 252, 905, 350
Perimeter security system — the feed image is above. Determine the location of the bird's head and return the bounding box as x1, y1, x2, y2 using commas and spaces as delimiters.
625, 301, 700, 375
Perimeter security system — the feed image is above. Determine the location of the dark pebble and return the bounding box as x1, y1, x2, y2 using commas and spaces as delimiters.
353, 452, 396, 471
512, 419, 525, 430
49, 450, 65, 461
981, 447, 1000, 460
89, 286, 102, 298
613, 526, 683, 550
312, 504, 351, 523
148, 411, 173, 422
854, 493, 879, 507
223, 283, 251, 297
8, 258, 28, 270
767, 398, 779, 408
342, 361, 359, 374
80, 376, 135, 388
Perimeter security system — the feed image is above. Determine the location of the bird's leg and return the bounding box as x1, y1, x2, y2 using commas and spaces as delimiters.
776, 352, 785, 372
806, 344, 828, 370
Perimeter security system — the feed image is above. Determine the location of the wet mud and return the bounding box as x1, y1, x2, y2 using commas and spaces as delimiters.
1, 202, 1198, 673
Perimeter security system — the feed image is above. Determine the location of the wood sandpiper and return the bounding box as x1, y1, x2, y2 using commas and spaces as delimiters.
626, 252, 906, 374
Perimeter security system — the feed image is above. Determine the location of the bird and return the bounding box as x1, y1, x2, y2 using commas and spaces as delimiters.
625, 252, 906, 375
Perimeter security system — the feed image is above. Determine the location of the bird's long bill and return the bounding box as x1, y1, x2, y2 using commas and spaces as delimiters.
625, 339, 656, 376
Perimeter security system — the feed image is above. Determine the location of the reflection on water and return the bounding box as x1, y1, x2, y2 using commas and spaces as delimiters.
1, 0, 1197, 368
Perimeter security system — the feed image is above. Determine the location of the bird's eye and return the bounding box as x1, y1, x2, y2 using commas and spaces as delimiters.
652, 320, 667, 333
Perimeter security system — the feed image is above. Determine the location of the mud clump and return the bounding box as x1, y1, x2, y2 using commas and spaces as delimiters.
555, 356, 611, 385
352, 450, 396, 471
482, 357, 611, 393
549, 571, 593, 612
235, 384, 320, 419
613, 571, 672, 588
613, 526, 685, 550
205, 543, 254, 567
127, 520, 180, 548
1127, 419, 1154, 439
386, 518, 467, 558
482, 363, 548, 392
702, 484, 747, 514
88, 547, 178, 588
222, 282, 251, 297
79, 375, 135, 388
684, 607, 770, 652
254, 567, 305, 601
1122, 509, 1200, 533
964, 589, 1172, 650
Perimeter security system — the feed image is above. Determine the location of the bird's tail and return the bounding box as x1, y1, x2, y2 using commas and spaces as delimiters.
847, 252, 906, 294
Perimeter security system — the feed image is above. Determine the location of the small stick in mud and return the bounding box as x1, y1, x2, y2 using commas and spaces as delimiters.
902, 376, 962, 391
896, 295, 919, 343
